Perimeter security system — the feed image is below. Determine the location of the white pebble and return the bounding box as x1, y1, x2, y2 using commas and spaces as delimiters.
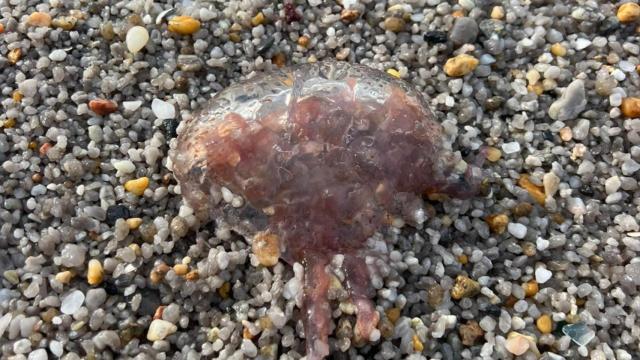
508, 223, 527, 239
147, 319, 178, 341
126, 26, 149, 53
28, 348, 47, 360
502, 142, 521, 154
49, 49, 67, 62
123, 100, 143, 112
60, 290, 85, 315
152, 98, 176, 120
112, 160, 136, 176
19, 79, 38, 98
535, 267, 552, 283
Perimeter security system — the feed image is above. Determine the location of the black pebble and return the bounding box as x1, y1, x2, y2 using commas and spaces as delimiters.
423, 31, 448, 44
580, 184, 594, 196
163, 118, 179, 139
103, 280, 119, 295
485, 304, 502, 317
256, 36, 275, 55
106, 204, 130, 225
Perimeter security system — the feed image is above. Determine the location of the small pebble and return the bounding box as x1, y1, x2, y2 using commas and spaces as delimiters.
152, 99, 176, 120
535, 267, 552, 283
124, 177, 149, 196
451, 275, 480, 300
548, 79, 586, 121
621, 97, 640, 118
60, 290, 85, 315
89, 99, 118, 116
28, 12, 52, 27
252, 231, 280, 266
147, 319, 178, 341
536, 315, 553, 334
87, 259, 104, 285
126, 26, 149, 53
168, 16, 201, 35
383, 17, 405, 33
444, 54, 479, 77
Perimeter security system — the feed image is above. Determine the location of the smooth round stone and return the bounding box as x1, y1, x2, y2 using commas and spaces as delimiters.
28, 348, 47, 360
60, 290, 85, 315
126, 26, 149, 53
49, 49, 67, 61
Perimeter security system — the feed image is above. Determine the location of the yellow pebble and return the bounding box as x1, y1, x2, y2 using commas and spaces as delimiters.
2, 118, 16, 129
457, 254, 468, 265
412, 334, 424, 352
451, 275, 481, 300
173, 263, 188, 276
126, 217, 143, 230
12, 90, 23, 103
550, 43, 567, 57
228, 32, 241, 43
128, 243, 141, 256
185, 270, 199, 281
559, 127, 573, 142
168, 16, 201, 35
218, 282, 231, 299
444, 54, 479, 77
51, 16, 77, 30
617, 2, 640, 24
385, 307, 401, 324
251, 12, 265, 26
523, 281, 539, 297
527, 82, 544, 95
55, 271, 73, 284
252, 231, 280, 266
87, 259, 104, 285
386, 68, 401, 78
297, 35, 310, 47
518, 175, 545, 205
383, 17, 405, 32
536, 314, 553, 334
491, 6, 505, 20
124, 177, 149, 196
485, 213, 509, 234
486, 146, 502, 162
8, 48, 22, 65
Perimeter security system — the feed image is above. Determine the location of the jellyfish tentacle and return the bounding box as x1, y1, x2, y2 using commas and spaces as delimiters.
303, 255, 332, 360
343, 254, 380, 342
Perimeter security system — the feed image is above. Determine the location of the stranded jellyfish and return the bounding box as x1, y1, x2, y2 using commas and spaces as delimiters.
171, 62, 483, 359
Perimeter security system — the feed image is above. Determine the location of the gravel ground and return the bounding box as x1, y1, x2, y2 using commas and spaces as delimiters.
2, 0, 640, 360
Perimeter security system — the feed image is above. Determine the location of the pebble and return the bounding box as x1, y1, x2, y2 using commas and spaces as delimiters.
19, 79, 38, 98
383, 17, 405, 33
459, 321, 484, 346
523, 281, 539, 297
28, 12, 52, 27
86, 288, 107, 309
451, 275, 480, 300
124, 177, 149, 196
241, 338, 258, 357
49, 49, 67, 62
519, 175, 546, 205
501, 142, 520, 154
126, 217, 143, 230
8, 48, 21, 64
535, 267, 552, 283
55, 271, 73, 284
507, 223, 527, 239
450, 17, 479, 46
147, 319, 178, 341
551, 43, 567, 57
621, 97, 640, 118
14, 339, 31, 354
605, 176, 621, 194
168, 16, 201, 35
126, 26, 149, 53
548, 79, 586, 121
113, 160, 135, 176
89, 99, 118, 116
60, 290, 85, 315
28, 348, 47, 360
504, 332, 531, 356
106, 205, 130, 225
60, 244, 86, 267
252, 232, 280, 266
486, 147, 502, 162
431, 315, 457, 338
617, 2, 640, 23
491, 6, 505, 20
485, 213, 509, 234
87, 259, 104, 285
52, 16, 77, 30
152, 99, 176, 120
444, 54, 479, 77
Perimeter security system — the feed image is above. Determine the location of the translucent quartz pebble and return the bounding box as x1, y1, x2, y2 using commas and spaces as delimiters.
172, 62, 484, 359
562, 323, 595, 347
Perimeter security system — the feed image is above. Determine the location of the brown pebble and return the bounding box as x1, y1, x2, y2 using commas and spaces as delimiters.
459, 320, 484, 346
385, 307, 401, 324
153, 306, 165, 320
427, 283, 445, 308
217, 282, 231, 299
297, 35, 310, 48
486, 147, 502, 162
89, 99, 118, 116
12, 90, 23, 103
383, 17, 405, 32
522, 242, 536, 257
341, 8, 360, 22
185, 270, 199, 281
272, 53, 286, 68
41, 308, 58, 323
31, 173, 43, 183
228, 32, 241, 43
39, 143, 52, 156
51, 16, 77, 30
512, 203, 533, 217
444, 54, 479, 77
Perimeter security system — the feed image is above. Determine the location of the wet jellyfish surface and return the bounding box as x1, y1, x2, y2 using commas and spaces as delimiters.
171, 62, 483, 359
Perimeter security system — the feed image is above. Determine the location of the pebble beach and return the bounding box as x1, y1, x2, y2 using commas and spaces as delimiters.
1, 0, 640, 359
